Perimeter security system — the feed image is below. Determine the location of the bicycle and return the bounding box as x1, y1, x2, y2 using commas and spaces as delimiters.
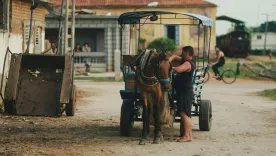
204, 65, 237, 84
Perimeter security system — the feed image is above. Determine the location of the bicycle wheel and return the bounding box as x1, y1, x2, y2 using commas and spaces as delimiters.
221, 69, 236, 84
204, 71, 210, 83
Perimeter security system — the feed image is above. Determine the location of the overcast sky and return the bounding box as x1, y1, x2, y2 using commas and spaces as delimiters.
205, 0, 276, 35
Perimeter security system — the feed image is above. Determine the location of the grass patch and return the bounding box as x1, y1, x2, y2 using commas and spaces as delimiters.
74, 77, 123, 82
258, 89, 276, 100
219, 63, 254, 79
261, 61, 276, 67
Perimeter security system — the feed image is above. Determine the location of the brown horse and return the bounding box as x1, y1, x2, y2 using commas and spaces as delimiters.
133, 49, 172, 145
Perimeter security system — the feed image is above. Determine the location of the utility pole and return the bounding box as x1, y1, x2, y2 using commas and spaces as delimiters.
262, 13, 269, 55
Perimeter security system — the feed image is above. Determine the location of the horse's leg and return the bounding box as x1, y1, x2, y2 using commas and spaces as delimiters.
153, 90, 163, 144
139, 93, 149, 145
145, 99, 150, 140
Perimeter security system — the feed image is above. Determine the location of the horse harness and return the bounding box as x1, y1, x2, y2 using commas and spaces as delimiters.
136, 50, 172, 87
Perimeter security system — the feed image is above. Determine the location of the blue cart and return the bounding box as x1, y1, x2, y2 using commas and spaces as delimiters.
118, 11, 213, 136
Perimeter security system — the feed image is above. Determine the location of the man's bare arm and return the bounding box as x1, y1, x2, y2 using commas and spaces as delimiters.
169, 55, 182, 62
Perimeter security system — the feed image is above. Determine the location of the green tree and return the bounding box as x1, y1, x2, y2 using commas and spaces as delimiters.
252, 21, 276, 32
147, 37, 176, 53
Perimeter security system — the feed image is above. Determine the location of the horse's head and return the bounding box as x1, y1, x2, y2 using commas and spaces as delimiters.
150, 51, 172, 91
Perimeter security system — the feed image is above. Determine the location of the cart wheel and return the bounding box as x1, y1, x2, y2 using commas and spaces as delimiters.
66, 85, 77, 116
204, 71, 210, 83
120, 99, 134, 136
199, 100, 212, 131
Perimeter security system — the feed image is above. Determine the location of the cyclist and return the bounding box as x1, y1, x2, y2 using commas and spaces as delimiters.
211, 45, 225, 78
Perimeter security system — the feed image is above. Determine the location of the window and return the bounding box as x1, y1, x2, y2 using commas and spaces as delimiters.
0, 0, 8, 30
164, 25, 180, 46
23, 21, 43, 53
257, 35, 262, 40
23, 22, 31, 50
35, 27, 42, 53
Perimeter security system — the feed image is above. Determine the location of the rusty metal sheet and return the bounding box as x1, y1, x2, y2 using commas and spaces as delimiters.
60, 54, 73, 104
4, 54, 22, 101
16, 79, 61, 116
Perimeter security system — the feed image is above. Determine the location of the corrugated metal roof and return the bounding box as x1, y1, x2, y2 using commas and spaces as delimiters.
49, 0, 217, 7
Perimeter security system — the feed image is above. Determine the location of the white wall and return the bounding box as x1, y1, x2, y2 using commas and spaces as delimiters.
0, 32, 10, 95
0, 33, 23, 76
251, 32, 276, 51
8, 34, 24, 53
0, 32, 9, 73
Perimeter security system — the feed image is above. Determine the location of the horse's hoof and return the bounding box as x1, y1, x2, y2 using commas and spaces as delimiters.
139, 139, 146, 145
153, 137, 161, 144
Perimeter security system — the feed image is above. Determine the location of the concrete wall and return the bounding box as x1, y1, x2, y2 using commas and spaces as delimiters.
0, 32, 9, 92
251, 32, 276, 51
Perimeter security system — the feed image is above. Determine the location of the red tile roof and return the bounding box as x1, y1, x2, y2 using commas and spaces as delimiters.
50, 0, 217, 7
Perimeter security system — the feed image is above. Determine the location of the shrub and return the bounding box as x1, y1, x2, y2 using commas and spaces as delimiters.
250, 49, 276, 56
147, 37, 176, 52
138, 37, 146, 44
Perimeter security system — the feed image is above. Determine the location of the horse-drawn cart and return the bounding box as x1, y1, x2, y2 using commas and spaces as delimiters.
118, 11, 213, 136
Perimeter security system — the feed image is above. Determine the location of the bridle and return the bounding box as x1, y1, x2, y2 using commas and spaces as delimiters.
137, 50, 172, 88
152, 58, 172, 84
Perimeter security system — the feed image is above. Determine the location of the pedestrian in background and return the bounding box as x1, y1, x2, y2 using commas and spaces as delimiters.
269, 50, 272, 61
236, 60, 241, 75
82, 42, 91, 52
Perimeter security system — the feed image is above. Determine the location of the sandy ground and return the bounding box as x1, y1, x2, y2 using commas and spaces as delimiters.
1, 81, 276, 156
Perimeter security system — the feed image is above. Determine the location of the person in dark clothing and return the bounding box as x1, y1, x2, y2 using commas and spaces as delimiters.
212, 45, 225, 78
236, 60, 241, 75
169, 46, 195, 142
74, 43, 82, 52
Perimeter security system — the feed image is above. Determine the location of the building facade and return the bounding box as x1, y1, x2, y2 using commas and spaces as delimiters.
0, 0, 49, 89
251, 32, 276, 52
48, 0, 217, 72
46, 15, 130, 72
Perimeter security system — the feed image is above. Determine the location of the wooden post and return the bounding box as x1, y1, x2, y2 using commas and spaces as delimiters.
71, 0, 75, 54
63, 0, 69, 54
115, 49, 121, 81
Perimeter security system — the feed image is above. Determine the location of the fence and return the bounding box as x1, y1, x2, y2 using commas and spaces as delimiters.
74, 52, 106, 72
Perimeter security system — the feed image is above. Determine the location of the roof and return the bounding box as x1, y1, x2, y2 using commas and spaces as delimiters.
216, 15, 244, 24
49, 0, 217, 7
46, 14, 119, 19
118, 11, 214, 26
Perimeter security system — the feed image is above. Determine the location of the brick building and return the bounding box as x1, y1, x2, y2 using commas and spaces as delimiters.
0, 0, 49, 88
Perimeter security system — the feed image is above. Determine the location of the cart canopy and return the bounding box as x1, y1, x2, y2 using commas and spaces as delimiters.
118, 11, 214, 27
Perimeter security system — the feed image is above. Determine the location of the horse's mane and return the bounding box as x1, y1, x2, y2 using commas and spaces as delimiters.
137, 49, 170, 72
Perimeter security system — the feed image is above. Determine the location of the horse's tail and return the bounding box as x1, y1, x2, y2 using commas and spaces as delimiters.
149, 91, 173, 127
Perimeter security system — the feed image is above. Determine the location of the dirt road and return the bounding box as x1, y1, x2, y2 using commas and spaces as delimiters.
1, 81, 276, 156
